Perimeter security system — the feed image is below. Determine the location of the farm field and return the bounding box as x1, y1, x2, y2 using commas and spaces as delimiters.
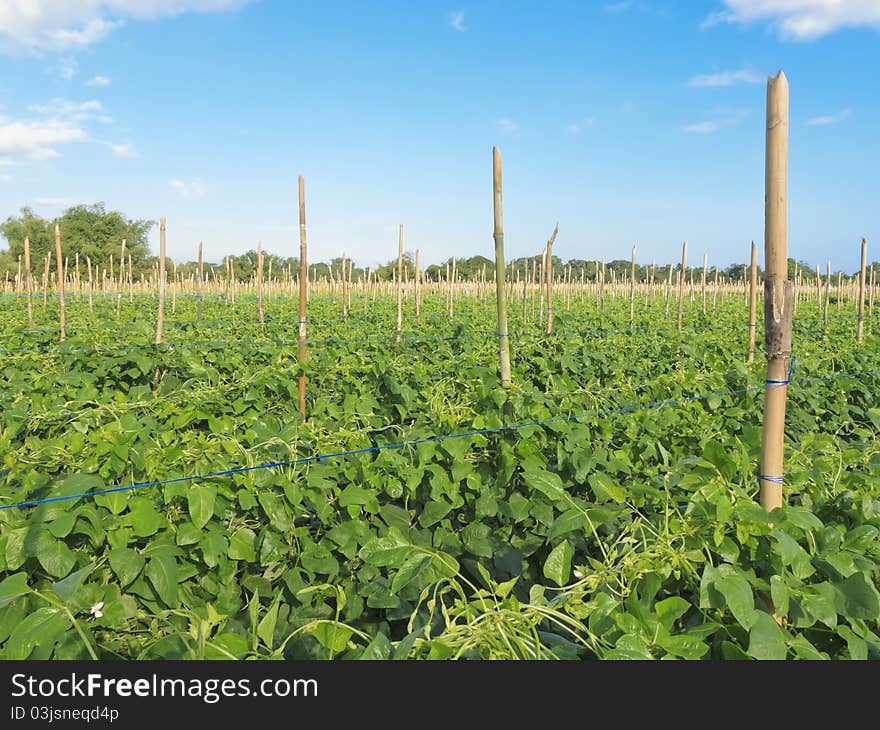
1, 288, 878, 660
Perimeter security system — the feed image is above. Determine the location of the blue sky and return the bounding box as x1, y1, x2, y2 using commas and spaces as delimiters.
0, 1, 877, 271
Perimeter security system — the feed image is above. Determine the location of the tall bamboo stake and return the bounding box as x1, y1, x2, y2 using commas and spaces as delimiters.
493, 147, 512, 389
87, 257, 93, 313
748, 241, 758, 363
701, 253, 707, 313
395, 225, 404, 343
857, 237, 867, 343
23, 237, 33, 327
256, 241, 265, 334
197, 241, 204, 323
759, 71, 791, 513
43, 253, 50, 308
414, 248, 421, 319
54, 224, 66, 342
824, 260, 831, 324
677, 240, 687, 331
545, 223, 558, 334
155, 218, 166, 345
298, 176, 308, 418
629, 245, 636, 325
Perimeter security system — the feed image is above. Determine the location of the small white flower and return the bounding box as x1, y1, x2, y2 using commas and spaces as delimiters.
90, 601, 104, 619
573, 569, 585, 579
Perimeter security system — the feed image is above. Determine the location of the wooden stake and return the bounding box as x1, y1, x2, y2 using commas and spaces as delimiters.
23, 237, 33, 327
629, 245, 636, 325
545, 223, 559, 334
415, 248, 421, 319
54, 225, 66, 342
677, 240, 687, 331
824, 260, 831, 324
759, 71, 791, 513
857, 237, 867, 343
155, 218, 166, 345
197, 240, 204, 323
298, 176, 308, 418
257, 241, 265, 334
701, 253, 708, 313
748, 241, 758, 363
395, 225, 404, 342
493, 147, 512, 388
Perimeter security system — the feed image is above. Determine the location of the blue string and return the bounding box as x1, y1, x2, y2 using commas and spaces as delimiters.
758, 474, 784, 484
765, 355, 796, 386
5, 365, 862, 513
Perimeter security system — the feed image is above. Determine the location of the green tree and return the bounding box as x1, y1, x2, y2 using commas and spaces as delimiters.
0, 204, 154, 276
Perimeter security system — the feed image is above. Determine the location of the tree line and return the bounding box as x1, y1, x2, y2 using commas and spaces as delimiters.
0, 205, 871, 283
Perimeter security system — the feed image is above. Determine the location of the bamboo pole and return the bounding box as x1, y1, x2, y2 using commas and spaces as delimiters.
155, 218, 166, 345
197, 240, 204, 323
87, 257, 93, 313
677, 240, 687, 331
857, 237, 867, 342
171, 262, 177, 315
298, 176, 308, 418
54, 224, 66, 342
748, 241, 758, 363
824, 260, 831, 324
257, 241, 265, 334
545, 224, 558, 334
23, 237, 33, 327
701, 253, 707, 313
395, 225, 404, 343
414, 248, 421, 319
450, 257, 457, 318
43, 253, 50, 308
629, 245, 636, 325
759, 71, 791, 513
493, 147, 512, 389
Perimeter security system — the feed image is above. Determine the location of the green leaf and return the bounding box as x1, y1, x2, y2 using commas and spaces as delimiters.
51, 563, 93, 604
36, 538, 78, 578
359, 529, 410, 567
257, 596, 281, 649
4, 607, 68, 660
187, 486, 216, 530
715, 572, 756, 629
228, 527, 257, 562
588, 472, 627, 504
836, 573, 880, 620
543, 540, 573, 588
418, 500, 452, 528
747, 612, 787, 660
657, 634, 709, 660
0, 572, 30, 608
390, 554, 432, 594
311, 622, 354, 653
109, 548, 145, 588
654, 596, 690, 631
145, 555, 178, 606
358, 631, 392, 660
522, 468, 565, 501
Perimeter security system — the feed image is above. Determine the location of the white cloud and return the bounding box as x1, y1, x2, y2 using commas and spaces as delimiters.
0, 1, 251, 51
688, 68, 763, 87
807, 108, 851, 125
29, 98, 103, 122
449, 10, 466, 32
0, 116, 87, 163
170, 179, 206, 197
110, 142, 137, 157
498, 118, 519, 136
683, 107, 749, 133
0, 97, 109, 165
702, 1, 880, 40
87, 75, 110, 86
36, 196, 78, 207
